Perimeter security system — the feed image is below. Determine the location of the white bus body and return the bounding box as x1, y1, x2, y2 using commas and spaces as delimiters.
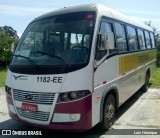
5, 4, 156, 131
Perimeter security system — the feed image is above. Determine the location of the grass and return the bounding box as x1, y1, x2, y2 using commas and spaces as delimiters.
150, 68, 160, 88
0, 69, 7, 87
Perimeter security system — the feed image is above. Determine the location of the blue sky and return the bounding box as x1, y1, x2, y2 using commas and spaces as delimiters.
0, 0, 160, 37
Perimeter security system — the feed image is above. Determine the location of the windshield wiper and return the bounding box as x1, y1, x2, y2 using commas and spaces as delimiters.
36, 51, 72, 68
13, 54, 37, 71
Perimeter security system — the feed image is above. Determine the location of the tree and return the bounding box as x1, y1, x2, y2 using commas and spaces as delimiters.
3, 26, 19, 38
145, 21, 157, 33
145, 21, 160, 67
0, 26, 19, 68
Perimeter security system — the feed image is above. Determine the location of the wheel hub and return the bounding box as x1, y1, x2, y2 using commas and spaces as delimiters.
106, 103, 115, 120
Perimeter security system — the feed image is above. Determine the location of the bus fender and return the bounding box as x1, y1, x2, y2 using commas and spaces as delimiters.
99, 85, 119, 122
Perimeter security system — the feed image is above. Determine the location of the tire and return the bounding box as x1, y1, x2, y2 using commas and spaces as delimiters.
142, 73, 149, 92
99, 94, 116, 130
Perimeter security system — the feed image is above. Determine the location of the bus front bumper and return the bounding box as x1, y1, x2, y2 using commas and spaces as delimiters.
6, 94, 92, 131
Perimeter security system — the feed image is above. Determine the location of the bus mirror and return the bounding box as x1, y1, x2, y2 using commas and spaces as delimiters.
11, 42, 15, 53
104, 32, 115, 50
97, 32, 115, 51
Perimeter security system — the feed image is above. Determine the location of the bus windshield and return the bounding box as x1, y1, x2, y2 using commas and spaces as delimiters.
10, 12, 95, 74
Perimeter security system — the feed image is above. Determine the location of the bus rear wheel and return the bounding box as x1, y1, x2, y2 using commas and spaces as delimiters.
142, 73, 150, 92
99, 94, 115, 130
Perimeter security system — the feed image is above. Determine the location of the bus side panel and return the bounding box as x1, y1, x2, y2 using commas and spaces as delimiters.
119, 68, 143, 104
119, 53, 142, 103
92, 56, 119, 127
119, 50, 157, 104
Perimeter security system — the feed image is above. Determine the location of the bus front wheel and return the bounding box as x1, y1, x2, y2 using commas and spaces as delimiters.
99, 94, 115, 130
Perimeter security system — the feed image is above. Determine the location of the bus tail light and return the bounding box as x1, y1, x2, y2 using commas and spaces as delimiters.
57, 90, 91, 103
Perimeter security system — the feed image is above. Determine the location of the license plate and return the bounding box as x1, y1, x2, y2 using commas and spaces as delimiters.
21, 103, 38, 112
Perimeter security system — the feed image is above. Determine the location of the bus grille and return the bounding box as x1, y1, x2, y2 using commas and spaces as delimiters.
13, 89, 55, 105
17, 107, 50, 121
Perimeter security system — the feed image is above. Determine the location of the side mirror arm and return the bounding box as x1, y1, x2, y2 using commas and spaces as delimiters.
97, 33, 102, 50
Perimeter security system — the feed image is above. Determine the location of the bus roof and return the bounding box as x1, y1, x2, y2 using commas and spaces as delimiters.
34, 3, 153, 32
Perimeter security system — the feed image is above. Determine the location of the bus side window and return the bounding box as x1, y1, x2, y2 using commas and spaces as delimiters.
144, 31, 151, 49
127, 26, 138, 51
114, 23, 127, 53
137, 29, 146, 50
150, 32, 155, 48
96, 21, 113, 61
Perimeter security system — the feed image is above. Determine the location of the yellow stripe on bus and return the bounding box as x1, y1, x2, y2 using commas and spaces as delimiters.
119, 50, 157, 75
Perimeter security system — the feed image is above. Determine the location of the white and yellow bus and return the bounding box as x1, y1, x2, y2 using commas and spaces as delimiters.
5, 4, 156, 131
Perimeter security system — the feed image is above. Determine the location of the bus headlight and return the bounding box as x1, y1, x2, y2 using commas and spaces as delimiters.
69, 91, 77, 99
5, 85, 12, 96
61, 93, 68, 101
58, 90, 91, 103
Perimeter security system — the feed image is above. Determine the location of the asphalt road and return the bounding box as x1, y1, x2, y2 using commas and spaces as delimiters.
0, 87, 160, 138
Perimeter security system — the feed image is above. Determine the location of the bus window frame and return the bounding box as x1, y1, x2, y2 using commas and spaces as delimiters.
95, 17, 156, 59
137, 28, 147, 51
149, 32, 156, 48
113, 20, 156, 54
95, 16, 117, 63
114, 22, 129, 54
126, 25, 139, 52
144, 30, 152, 49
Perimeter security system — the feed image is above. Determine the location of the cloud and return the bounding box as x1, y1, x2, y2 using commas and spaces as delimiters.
0, 4, 53, 16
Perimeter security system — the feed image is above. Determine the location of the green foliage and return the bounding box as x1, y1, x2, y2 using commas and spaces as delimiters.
150, 68, 160, 87
0, 69, 7, 87
0, 26, 19, 68
145, 21, 160, 67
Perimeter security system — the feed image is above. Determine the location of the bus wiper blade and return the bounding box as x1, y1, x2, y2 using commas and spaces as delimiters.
36, 51, 72, 68
13, 54, 37, 71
